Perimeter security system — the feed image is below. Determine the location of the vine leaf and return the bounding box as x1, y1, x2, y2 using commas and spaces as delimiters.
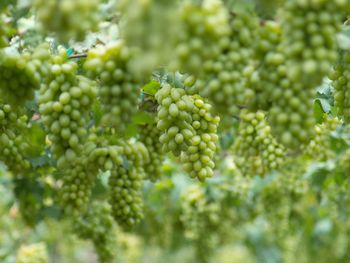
142, 80, 161, 96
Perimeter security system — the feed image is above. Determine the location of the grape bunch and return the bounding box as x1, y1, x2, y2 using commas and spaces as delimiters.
302, 116, 341, 161
197, 11, 259, 116
155, 83, 220, 181
118, 0, 177, 78
34, 0, 101, 42
73, 202, 117, 263
59, 153, 98, 216
170, 0, 230, 75
84, 41, 140, 132
39, 50, 97, 165
280, 0, 349, 85
16, 243, 48, 263
245, 21, 283, 110
108, 140, 149, 229
0, 48, 41, 107
233, 110, 285, 176
330, 52, 350, 123
267, 56, 316, 149
180, 185, 221, 262
0, 104, 30, 175
139, 122, 164, 182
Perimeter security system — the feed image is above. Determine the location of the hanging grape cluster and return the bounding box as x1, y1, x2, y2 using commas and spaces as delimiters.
280, 0, 349, 84
0, 104, 30, 175
139, 122, 164, 182
170, 0, 230, 75
180, 185, 221, 263
33, 0, 101, 42
197, 11, 259, 117
84, 41, 140, 132
73, 202, 117, 263
108, 141, 149, 229
39, 50, 97, 165
118, 0, 177, 78
0, 49, 40, 107
233, 110, 285, 176
245, 21, 283, 110
302, 116, 341, 161
155, 83, 220, 181
330, 52, 350, 123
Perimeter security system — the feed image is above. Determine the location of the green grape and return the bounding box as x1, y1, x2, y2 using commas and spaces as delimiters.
302, 116, 341, 160
330, 52, 350, 123
84, 41, 140, 132
139, 122, 164, 182
0, 48, 41, 107
39, 50, 97, 164
33, 0, 101, 42
73, 202, 117, 263
280, 0, 349, 85
197, 11, 259, 117
170, 0, 230, 75
155, 83, 220, 181
16, 243, 48, 263
233, 110, 285, 176
108, 141, 148, 229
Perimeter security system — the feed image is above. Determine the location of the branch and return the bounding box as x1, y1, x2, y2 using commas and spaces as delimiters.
69, 53, 87, 59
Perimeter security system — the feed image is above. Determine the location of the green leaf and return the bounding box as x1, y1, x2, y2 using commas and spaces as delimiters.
314, 100, 325, 123
143, 80, 161, 96
132, 111, 154, 125
174, 72, 184, 89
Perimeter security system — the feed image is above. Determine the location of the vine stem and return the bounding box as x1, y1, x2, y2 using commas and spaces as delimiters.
69, 53, 87, 59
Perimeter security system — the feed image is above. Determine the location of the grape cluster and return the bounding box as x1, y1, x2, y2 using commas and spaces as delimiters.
245, 21, 283, 110
0, 104, 30, 174
155, 84, 220, 181
108, 141, 149, 229
233, 110, 285, 176
170, 0, 230, 75
302, 116, 341, 161
84, 42, 140, 132
139, 122, 164, 182
73, 202, 117, 263
0, 49, 41, 107
34, 0, 101, 42
280, 0, 349, 85
197, 11, 259, 116
39, 50, 97, 165
16, 243, 48, 263
330, 52, 350, 123
59, 154, 98, 216
118, 0, 177, 78
180, 185, 221, 262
